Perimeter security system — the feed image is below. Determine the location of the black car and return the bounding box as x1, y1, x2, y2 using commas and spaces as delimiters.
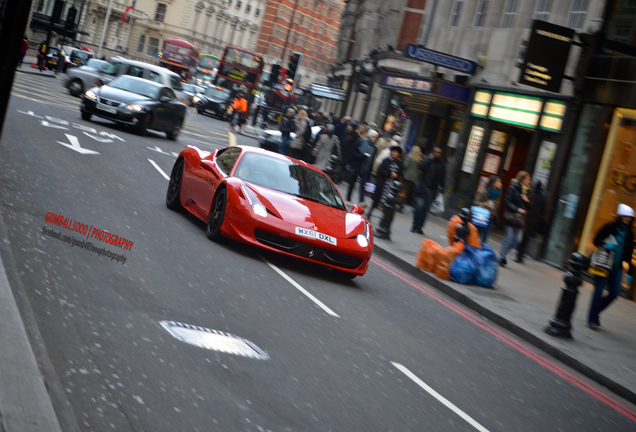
194, 86, 232, 119
80, 75, 186, 140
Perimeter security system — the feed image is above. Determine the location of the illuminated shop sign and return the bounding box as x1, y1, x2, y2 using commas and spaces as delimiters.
540, 100, 567, 132
518, 20, 575, 93
471, 90, 491, 118
488, 92, 543, 128
380, 75, 433, 94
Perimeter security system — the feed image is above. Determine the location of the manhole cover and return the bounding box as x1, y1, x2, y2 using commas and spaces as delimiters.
159, 321, 269, 360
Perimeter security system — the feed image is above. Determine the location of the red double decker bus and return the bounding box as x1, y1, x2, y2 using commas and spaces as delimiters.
214, 45, 264, 99
158, 38, 199, 81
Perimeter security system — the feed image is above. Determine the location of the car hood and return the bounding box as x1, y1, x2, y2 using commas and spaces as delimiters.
245, 183, 364, 238
203, 97, 228, 104
97, 87, 153, 104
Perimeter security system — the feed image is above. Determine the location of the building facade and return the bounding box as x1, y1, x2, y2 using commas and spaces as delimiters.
255, 0, 344, 87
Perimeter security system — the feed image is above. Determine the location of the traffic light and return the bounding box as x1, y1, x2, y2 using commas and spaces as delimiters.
51, 0, 64, 23
287, 52, 303, 81
65, 6, 77, 31
268, 64, 281, 86
357, 67, 373, 94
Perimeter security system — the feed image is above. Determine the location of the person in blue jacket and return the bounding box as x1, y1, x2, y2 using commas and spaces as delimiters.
587, 203, 635, 330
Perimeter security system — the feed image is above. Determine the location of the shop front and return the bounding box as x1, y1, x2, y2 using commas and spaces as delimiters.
448, 88, 569, 256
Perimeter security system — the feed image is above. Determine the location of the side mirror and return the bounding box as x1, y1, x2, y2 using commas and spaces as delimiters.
159, 96, 171, 103
94, 78, 104, 87
350, 204, 365, 215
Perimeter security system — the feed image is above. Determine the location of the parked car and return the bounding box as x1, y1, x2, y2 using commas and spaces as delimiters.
181, 83, 205, 106
61, 47, 94, 71
65, 56, 186, 104
166, 146, 372, 278
193, 86, 232, 118
80, 75, 186, 140
44, 46, 62, 70
258, 125, 322, 153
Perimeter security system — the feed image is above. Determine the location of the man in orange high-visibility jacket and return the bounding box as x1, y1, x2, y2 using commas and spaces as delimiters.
231, 91, 248, 131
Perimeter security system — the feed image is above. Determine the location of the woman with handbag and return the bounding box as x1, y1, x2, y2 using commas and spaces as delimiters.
473, 176, 503, 244
587, 204, 635, 330
498, 171, 531, 266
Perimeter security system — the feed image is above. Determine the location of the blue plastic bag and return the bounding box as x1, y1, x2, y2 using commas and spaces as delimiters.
471, 206, 491, 228
474, 243, 498, 288
450, 245, 478, 285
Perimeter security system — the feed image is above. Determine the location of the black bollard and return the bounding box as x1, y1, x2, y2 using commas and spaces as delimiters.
324, 154, 340, 182
453, 208, 472, 244
375, 180, 403, 240
544, 252, 590, 338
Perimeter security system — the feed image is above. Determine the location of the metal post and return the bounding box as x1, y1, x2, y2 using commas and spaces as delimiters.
96, 0, 114, 58
545, 252, 589, 338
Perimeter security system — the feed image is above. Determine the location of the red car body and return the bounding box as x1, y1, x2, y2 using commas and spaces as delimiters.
166, 146, 373, 277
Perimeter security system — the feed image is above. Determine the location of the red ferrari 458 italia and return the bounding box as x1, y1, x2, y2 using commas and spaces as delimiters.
166, 146, 373, 278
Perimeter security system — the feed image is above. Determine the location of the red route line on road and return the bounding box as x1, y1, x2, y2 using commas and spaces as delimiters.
371, 257, 636, 423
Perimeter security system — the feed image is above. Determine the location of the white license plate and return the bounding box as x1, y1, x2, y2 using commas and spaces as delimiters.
96, 104, 117, 114
295, 227, 337, 245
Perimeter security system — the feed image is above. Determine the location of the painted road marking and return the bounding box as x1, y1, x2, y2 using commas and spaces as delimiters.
258, 254, 339, 318
228, 131, 236, 147
56, 134, 99, 155
392, 362, 490, 432
148, 159, 170, 180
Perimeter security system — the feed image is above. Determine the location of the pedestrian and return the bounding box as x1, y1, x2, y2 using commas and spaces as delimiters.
347, 129, 378, 205
368, 145, 403, 219
289, 109, 309, 160
372, 134, 398, 178
402, 140, 426, 205
334, 116, 350, 142
515, 180, 546, 263
312, 124, 341, 171
337, 121, 360, 180
230, 90, 248, 131
411, 145, 445, 235
498, 171, 531, 266
279, 108, 296, 155
587, 204, 635, 330
19, 36, 29, 69
473, 175, 503, 244
37, 41, 46, 72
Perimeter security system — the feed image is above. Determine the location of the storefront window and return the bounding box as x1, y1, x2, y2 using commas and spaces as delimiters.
579, 108, 636, 254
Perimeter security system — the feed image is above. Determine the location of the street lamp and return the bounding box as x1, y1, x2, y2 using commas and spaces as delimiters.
96, 0, 114, 58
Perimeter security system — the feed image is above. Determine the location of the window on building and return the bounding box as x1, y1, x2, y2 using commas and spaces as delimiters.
449, 0, 464, 27
255, 8, 260, 16
566, 0, 589, 29
614, 27, 630, 43
246, 4, 251, 13
146, 37, 159, 56
154, 3, 167, 22
137, 35, 146, 53
236, 1, 241, 9
474, 0, 489, 27
500, 0, 518, 28
533, 0, 552, 21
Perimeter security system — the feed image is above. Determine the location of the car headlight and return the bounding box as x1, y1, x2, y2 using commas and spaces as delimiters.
85, 90, 97, 100
125, 104, 143, 111
357, 221, 370, 248
241, 185, 267, 217
192, 95, 201, 104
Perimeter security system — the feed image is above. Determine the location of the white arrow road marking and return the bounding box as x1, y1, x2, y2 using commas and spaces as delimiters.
148, 159, 170, 180
391, 362, 490, 432
56, 134, 99, 155
258, 254, 339, 318
147, 146, 172, 156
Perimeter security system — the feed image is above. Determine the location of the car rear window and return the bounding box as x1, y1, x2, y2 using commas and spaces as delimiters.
170, 77, 183, 91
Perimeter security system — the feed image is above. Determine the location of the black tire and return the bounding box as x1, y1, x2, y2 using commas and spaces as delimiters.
81, 110, 91, 121
166, 118, 183, 141
196, 107, 203, 114
136, 113, 151, 136
206, 188, 227, 242
69, 79, 83, 97
166, 159, 184, 211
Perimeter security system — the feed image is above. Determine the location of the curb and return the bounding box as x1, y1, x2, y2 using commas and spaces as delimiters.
16, 68, 57, 79
372, 242, 636, 406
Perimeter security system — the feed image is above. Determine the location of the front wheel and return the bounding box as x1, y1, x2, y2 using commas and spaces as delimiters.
69, 79, 83, 96
206, 188, 227, 242
166, 118, 183, 141
136, 113, 151, 136
166, 159, 184, 211
81, 110, 91, 121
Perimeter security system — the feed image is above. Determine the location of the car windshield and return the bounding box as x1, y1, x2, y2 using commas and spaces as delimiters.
86, 59, 108, 70
235, 153, 345, 210
73, 51, 91, 60
182, 83, 193, 92
107, 76, 159, 99
205, 87, 231, 99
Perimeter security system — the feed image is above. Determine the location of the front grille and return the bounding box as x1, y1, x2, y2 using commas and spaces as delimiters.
254, 229, 363, 269
98, 97, 122, 107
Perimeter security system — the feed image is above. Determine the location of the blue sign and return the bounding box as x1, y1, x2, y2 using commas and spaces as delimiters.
405, 45, 477, 75
380, 75, 433, 94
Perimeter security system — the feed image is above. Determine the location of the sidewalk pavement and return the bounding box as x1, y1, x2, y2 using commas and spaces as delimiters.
15, 66, 57, 79
359, 196, 636, 405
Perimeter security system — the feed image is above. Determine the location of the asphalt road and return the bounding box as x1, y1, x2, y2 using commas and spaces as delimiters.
1, 72, 636, 432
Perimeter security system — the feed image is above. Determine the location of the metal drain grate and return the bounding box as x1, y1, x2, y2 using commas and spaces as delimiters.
159, 321, 269, 360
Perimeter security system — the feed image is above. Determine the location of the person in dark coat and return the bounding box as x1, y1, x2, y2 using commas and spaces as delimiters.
334, 116, 350, 142
411, 145, 445, 234
367, 145, 403, 219
587, 204, 635, 330
346, 129, 378, 204
335, 122, 360, 183
279, 108, 296, 155
515, 180, 547, 262
498, 171, 531, 266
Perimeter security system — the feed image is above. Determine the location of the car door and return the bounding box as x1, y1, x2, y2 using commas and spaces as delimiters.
156, 87, 178, 131
192, 147, 242, 217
